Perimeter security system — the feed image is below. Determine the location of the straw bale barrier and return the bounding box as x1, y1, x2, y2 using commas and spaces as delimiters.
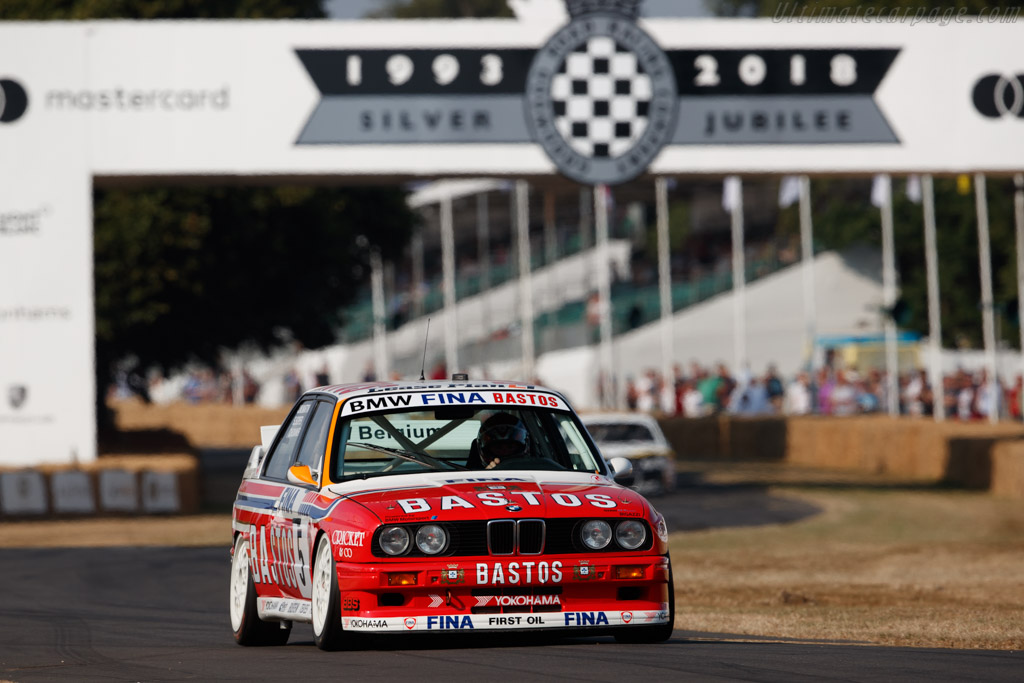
658, 414, 1024, 497
113, 399, 290, 449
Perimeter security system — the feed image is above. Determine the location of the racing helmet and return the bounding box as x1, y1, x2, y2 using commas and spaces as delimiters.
478, 413, 530, 462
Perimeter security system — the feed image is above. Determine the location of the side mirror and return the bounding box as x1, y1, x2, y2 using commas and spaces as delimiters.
608, 457, 634, 481
287, 465, 318, 487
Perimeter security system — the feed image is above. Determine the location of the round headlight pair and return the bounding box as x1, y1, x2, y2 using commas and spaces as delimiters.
580, 519, 647, 550
378, 524, 447, 556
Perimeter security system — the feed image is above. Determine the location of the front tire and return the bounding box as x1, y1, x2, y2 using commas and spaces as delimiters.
614, 559, 675, 644
311, 535, 345, 650
230, 535, 291, 646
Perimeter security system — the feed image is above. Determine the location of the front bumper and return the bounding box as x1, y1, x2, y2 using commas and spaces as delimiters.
336, 553, 671, 633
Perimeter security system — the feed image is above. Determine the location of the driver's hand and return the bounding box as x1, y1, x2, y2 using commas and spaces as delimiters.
485, 457, 501, 470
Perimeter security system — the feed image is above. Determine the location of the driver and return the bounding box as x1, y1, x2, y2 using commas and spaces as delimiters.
478, 412, 530, 470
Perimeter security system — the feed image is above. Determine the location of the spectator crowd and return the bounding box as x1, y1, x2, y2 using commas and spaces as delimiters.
622, 361, 1019, 421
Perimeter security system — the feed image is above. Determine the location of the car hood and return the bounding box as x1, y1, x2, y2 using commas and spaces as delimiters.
322, 470, 649, 522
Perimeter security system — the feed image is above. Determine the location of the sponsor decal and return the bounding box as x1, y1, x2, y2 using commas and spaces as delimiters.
7, 385, 27, 410
475, 561, 563, 585
440, 565, 466, 585
475, 594, 562, 608
621, 611, 633, 623
574, 562, 597, 581
345, 618, 387, 630
427, 615, 474, 630
564, 611, 610, 626
260, 597, 312, 620
248, 522, 312, 599
0, 206, 48, 237
972, 73, 1024, 119
0, 307, 71, 323
0, 79, 28, 123
339, 390, 565, 416
404, 617, 416, 629
44, 86, 230, 112
331, 529, 366, 547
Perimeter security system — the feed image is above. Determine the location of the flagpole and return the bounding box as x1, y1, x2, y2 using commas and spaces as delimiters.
515, 180, 536, 383
798, 175, 816, 369
655, 177, 674, 397
975, 173, 998, 423
878, 174, 899, 416
370, 247, 389, 381
922, 174, 944, 421
728, 176, 747, 373
440, 188, 459, 375
594, 183, 615, 408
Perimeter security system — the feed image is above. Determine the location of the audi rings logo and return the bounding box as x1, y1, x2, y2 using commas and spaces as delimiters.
0, 79, 29, 123
972, 73, 1024, 119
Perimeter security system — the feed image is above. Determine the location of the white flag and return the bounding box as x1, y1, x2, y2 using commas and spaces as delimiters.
778, 175, 801, 208
906, 175, 922, 204
722, 176, 742, 213
871, 174, 890, 208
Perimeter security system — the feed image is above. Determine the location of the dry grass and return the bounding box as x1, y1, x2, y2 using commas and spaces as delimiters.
670, 482, 1024, 650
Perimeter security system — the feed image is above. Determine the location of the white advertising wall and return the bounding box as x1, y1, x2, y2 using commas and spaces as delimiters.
0, 14, 1021, 465
0, 26, 93, 466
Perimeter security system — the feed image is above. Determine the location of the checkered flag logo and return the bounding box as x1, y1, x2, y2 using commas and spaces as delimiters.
524, 3, 676, 184
551, 36, 652, 160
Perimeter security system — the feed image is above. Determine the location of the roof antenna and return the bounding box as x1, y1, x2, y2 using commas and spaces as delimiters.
419, 318, 431, 381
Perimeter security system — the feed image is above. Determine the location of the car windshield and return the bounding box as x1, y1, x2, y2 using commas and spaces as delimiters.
330, 406, 603, 482
586, 423, 655, 443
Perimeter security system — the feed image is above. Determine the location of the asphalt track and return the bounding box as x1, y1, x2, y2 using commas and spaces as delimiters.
2, 470, 1021, 682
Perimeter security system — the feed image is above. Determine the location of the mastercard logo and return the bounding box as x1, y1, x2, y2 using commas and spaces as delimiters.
0, 79, 28, 123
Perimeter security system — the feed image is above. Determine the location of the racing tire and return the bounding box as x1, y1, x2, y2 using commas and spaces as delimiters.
614, 559, 675, 644
311, 535, 345, 651
230, 535, 292, 646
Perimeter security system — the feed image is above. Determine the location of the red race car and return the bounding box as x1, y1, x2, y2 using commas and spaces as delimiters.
229, 378, 674, 649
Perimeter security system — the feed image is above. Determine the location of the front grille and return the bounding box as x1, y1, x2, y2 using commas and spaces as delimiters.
487, 520, 516, 555
518, 520, 545, 554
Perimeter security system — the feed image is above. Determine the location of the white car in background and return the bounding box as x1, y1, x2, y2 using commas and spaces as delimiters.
581, 413, 676, 496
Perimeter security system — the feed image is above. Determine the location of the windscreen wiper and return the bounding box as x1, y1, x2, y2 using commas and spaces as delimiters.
346, 442, 466, 471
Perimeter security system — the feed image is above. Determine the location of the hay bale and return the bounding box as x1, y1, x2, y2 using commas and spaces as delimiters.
991, 441, 1024, 498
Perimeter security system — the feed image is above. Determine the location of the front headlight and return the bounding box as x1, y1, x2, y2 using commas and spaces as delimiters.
379, 526, 411, 556
415, 524, 448, 555
581, 520, 612, 550
615, 520, 647, 549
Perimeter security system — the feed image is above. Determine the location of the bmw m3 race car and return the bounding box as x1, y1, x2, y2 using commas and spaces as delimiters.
229, 379, 674, 649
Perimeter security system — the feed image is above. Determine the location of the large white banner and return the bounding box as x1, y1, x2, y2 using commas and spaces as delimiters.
0, 17, 1021, 181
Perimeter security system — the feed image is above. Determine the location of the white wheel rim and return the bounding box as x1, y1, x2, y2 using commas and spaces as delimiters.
229, 537, 250, 631
311, 539, 334, 636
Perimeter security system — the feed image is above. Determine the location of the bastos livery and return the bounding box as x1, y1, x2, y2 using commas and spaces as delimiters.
229, 378, 674, 649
